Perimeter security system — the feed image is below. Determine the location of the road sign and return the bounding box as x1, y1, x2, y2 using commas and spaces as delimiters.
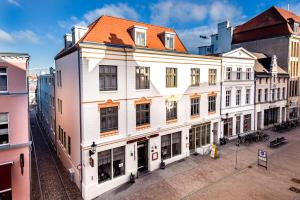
258, 149, 267, 169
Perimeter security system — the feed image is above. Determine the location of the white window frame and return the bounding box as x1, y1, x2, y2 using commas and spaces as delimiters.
246, 68, 251, 80
236, 89, 241, 106
165, 33, 175, 49
225, 90, 231, 107
226, 67, 232, 80
246, 89, 250, 104
135, 30, 147, 47
236, 68, 242, 80
0, 113, 9, 145
0, 67, 8, 93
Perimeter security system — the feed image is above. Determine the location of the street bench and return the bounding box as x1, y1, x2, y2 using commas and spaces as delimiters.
269, 137, 287, 148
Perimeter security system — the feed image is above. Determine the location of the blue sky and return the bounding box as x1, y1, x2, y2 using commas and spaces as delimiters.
0, 0, 299, 69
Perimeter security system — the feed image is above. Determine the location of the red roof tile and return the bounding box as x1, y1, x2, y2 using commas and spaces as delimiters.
81, 16, 187, 53
233, 6, 300, 44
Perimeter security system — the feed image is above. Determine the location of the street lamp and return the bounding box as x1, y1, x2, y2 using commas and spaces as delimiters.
89, 141, 96, 157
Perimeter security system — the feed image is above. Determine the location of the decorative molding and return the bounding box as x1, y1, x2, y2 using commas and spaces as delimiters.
134, 97, 152, 105
98, 99, 120, 110
166, 119, 177, 124
190, 93, 201, 99
100, 130, 119, 137
208, 92, 217, 96
136, 124, 151, 130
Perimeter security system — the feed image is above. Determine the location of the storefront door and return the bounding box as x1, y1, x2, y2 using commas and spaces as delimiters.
137, 140, 148, 173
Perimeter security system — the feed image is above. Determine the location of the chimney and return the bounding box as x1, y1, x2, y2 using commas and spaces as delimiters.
71, 26, 88, 44
64, 33, 72, 48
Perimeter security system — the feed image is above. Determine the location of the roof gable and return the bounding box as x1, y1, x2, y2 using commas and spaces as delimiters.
222, 47, 256, 59
80, 16, 187, 53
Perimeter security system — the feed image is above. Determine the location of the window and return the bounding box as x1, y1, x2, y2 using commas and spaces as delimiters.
136, 67, 150, 89
113, 146, 125, 178
136, 31, 146, 46
236, 116, 241, 134
236, 89, 241, 106
191, 68, 200, 86
277, 88, 280, 100
63, 131, 66, 148
98, 149, 112, 183
166, 101, 177, 121
166, 68, 177, 88
259, 78, 262, 84
246, 89, 250, 104
191, 98, 200, 116
243, 114, 251, 132
226, 67, 232, 80
237, 68, 242, 80
0, 68, 8, 92
266, 78, 268, 84
57, 99, 62, 114
161, 134, 171, 160
165, 34, 174, 49
208, 69, 217, 85
136, 103, 150, 126
68, 136, 71, 155
224, 118, 233, 137
56, 70, 62, 87
258, 89, 262, 102
99, 65, 117, 91
97, 147, 126, 183
282, 87, 286, 99
246, 68, 251, 80
208, 96, 216, 113
189, 123, 210, 148
271, 89, 275, 101
264, 89, 268, 102
161, 132, 182, 160
0, 113, 8, 144
100, 107, 118, 133
225, 90, 231, 107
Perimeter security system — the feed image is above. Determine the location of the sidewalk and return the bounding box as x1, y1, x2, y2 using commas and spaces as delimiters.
96, 128, 300, 200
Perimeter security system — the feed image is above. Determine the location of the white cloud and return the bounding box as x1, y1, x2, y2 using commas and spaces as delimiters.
83, 3, 139, 23
150, 0, 243, 26
0, 29, 14, 43
8, 0, 20, 7
177, 26, 216, 53
14, 30, 40, 44
151, 1, 208, 26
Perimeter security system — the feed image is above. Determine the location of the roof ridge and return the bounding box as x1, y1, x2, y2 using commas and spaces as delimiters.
100, 15, 176, 31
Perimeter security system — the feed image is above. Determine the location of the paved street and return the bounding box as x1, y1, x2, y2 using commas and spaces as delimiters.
97, 128, 300, 200
30, 107, 82, 200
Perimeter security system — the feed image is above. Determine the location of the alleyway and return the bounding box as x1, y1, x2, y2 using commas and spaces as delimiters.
30, 107, 82, 200
97, 128, 300, 200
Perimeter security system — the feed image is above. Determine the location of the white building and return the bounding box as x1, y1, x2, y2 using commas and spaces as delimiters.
198, 20, 233, 55
54, 16, 222, 199
37, 68, 56, 145
219, 48, 256, 139
253, 53, 289, 130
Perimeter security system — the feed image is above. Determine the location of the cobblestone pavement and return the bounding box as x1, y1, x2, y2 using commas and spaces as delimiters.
30, 108, 82, 200
97, 128, 300, 200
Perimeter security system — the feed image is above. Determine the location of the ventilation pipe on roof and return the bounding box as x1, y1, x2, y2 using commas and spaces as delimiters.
64, 33, 72, 49
71, 26, 88, 45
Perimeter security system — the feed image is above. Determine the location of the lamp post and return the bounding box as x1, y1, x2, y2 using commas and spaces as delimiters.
89, 142, 96, 167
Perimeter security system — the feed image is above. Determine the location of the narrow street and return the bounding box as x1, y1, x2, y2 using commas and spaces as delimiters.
30, 107, 82, 200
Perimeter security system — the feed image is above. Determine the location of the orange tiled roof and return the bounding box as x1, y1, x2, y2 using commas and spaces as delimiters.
80, 16, 188, 53
233, 6, 300, 44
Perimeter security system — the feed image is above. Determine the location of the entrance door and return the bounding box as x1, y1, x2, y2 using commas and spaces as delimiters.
257, 112, 262, 130
137, 140, 148, 173
189, 129, 195, 153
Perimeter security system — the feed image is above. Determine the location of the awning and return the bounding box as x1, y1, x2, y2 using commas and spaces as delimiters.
0, 162, 12, 193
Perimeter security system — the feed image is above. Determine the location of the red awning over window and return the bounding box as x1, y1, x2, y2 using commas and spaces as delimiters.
0, 162, 12, 193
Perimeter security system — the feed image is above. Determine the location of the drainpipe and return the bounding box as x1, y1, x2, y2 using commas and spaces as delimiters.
220, 59, 223, 141
254, 73, 256, 132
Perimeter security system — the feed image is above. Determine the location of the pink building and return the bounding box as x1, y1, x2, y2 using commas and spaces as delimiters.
0, 53, 30, 200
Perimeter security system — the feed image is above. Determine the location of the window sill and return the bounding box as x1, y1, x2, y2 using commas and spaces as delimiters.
208, 111, 216, 115
191, 115, 200, 119
99, 90, 118, 94
0, 143, 10, 150
166, 119, 177, 124
136, 124, 150, 131
100, 130, 119, 137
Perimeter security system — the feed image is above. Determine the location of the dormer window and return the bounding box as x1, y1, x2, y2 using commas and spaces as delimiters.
164, 32, 175, 49
129, 26, 148, 47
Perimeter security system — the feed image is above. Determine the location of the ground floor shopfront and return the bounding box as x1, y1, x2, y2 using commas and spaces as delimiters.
220, 110, 255, 140
81, 120, 219, 199
0, 146, 30, 200
256, 103, 287, 130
